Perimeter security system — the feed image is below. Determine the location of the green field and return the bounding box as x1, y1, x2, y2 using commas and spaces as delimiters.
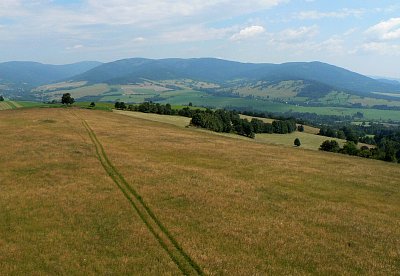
0, 102, 13, 110
373, 92, 400, 98
0, 101, 24, 110
0, 107, 398, 274
44, 84, 110, 100
34, 81, 87, 92
28, 80, 400, 122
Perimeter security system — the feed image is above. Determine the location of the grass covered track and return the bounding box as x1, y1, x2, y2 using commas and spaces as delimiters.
78, 115, 203, 275
0, 108, 399, 274
0, 109, 180, 274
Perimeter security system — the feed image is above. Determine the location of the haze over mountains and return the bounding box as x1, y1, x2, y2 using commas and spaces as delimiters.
1, 58, 400, 101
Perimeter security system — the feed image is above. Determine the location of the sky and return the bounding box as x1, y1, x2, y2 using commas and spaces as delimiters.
1, 0, 400, 78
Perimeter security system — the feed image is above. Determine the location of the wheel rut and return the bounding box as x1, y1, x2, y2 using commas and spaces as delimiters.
79, 116, 204, 275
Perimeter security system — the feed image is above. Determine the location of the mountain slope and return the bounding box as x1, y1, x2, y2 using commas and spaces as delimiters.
70, 58, 400, 95
0, 61, 102, 86
72, 58, 263, 84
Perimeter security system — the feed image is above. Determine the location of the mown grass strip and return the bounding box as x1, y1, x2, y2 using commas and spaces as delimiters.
9, 101, 23, 108
0, 102, 12, 110
80, 117, 204, 275
7, 101, 17, 109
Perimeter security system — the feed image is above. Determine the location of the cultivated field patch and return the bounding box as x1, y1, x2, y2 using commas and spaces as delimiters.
0, 102, 12, 110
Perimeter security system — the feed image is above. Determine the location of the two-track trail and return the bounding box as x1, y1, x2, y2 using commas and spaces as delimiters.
76, 112, 204, 275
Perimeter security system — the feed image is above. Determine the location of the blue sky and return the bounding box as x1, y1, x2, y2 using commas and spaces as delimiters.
0, 0, 399, 77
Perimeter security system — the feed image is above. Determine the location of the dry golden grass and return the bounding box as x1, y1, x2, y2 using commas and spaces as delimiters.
0, 109, 180, 275
113, 110, 191, 128
1, 108, 399, 274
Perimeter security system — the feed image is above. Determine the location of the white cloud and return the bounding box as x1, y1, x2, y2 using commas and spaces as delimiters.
274, 25, 319, 42
360, 42, 400, 55
365, 18, 400, 41
162, 25, 234, 43
312, 37, 344, 53
296, 9, 364, 20
78, 0, 287, 27
0, 0, 287, 45
0, 0, 24, 17
66, 44, 84, 50
343, 28, 357, 36
230, 25, 266, 41
133, 37, 146, 42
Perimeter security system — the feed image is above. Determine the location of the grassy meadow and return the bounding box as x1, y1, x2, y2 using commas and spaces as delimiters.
0, 107, 399, 274
115, 110, 361, 150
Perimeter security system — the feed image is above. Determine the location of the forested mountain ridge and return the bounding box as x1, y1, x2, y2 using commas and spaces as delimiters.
0, 61, 102, 86
70, 58, 400, 95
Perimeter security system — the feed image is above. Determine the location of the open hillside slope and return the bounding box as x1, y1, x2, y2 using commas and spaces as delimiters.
0, 108, 399, 274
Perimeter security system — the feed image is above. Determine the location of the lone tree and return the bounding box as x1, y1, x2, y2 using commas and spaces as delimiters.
294, 138, 301, 147
89, 102, 96, 108
61, 93, 74, 105
0, 95, 4, 101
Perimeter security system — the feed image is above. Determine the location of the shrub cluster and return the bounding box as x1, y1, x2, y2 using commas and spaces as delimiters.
319, 139, 400, 163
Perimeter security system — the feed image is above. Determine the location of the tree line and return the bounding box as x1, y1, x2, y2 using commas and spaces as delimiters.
319, 132, 400, 163
116, 101, 297, 138
191, 110, 296, 138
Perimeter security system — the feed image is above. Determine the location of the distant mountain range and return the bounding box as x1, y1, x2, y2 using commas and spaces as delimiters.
1, 58, 400, 100
0, 61, 101, 86
70, 58, 400, 95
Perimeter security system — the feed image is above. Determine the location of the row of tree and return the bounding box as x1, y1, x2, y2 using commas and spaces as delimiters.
320, 138, 400, 163
318, 126, 360, 144
190, 110, 297, 138
118, 102, 298, 138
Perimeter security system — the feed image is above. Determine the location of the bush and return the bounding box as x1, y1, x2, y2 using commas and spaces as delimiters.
320, 140, 340, 152
114, 102, 126, 109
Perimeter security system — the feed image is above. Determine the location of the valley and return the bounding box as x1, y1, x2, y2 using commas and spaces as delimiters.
2, 58, 400, 124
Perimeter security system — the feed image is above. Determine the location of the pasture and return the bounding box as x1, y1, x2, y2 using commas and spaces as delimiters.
115, 110, 370, 151
0, 108, 399, 274
45, 84, 110, 100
